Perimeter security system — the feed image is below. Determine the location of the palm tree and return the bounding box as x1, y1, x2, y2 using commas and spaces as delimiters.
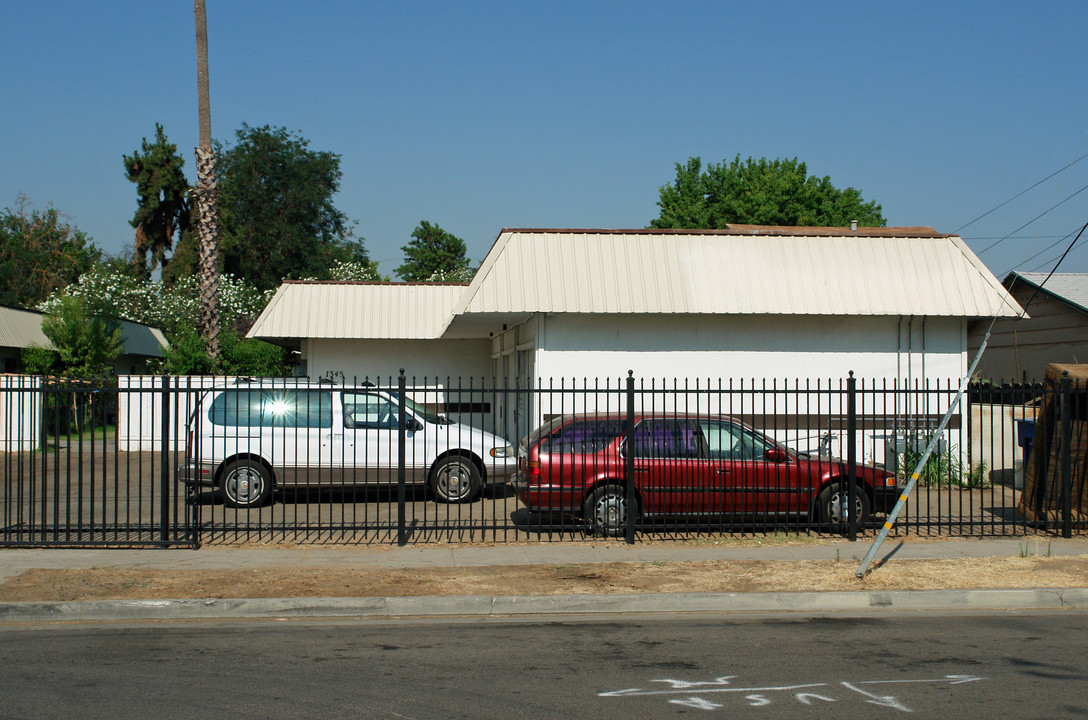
193, 0, 221, 364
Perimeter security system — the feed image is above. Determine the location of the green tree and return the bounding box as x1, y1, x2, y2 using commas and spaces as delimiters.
20, 345, 58, 376
161, 324, 287, 376
123, 124, 191, 278
396, 221, 473, 282
159, 326, 214, 375
0, 195, 101, 308
215, 123, 370, 290
42, 263, 287, 376
39, 296, 123, 379
651, 156, 885, 229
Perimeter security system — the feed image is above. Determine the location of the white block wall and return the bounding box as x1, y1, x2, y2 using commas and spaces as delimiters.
0, 375, 41, 451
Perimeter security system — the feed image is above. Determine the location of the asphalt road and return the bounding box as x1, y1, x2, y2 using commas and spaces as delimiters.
2, 611, 1086, 719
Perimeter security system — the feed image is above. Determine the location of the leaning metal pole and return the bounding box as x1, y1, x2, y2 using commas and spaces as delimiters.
855, 331, 990, 578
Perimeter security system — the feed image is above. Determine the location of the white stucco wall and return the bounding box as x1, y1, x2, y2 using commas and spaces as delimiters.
533, 314, 966, 383
303, 339, 500, 433
303, 338, 492, 384
520, 314, 969, 467
0, 375, 41, 451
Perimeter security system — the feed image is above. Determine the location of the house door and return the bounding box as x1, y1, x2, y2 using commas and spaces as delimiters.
514, 347, 535, 444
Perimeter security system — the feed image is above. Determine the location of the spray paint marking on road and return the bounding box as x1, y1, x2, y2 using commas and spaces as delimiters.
599, 674, 985, 712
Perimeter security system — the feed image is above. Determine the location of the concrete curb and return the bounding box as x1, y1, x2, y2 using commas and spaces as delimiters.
2, 588, 1086, 624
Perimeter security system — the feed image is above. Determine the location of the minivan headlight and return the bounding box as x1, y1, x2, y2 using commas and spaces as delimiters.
490, 446, 513, 458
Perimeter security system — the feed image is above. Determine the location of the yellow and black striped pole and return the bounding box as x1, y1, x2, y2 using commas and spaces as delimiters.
855, 332, 990, 578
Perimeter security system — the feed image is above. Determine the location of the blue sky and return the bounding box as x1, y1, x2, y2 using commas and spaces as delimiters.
3, 1, 1087, 279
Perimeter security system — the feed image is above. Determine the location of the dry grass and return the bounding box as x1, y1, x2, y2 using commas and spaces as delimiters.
2, 555, 1087, 603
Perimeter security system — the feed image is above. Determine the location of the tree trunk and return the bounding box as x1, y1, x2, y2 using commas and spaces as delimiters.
194, 0, 221, 364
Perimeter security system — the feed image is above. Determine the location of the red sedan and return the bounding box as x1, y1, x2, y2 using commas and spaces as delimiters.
512, 413, 901, 535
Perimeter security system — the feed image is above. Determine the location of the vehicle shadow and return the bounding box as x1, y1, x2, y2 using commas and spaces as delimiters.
189, 482, 512, 506
510, 508, 586, 535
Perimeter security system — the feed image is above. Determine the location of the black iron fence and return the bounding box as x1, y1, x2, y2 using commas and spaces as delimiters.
0, 372, 1085, 547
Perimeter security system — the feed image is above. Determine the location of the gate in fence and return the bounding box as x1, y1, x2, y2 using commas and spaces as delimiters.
1, 372, 1085, 547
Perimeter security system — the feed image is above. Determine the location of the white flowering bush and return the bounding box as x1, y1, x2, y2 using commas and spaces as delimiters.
38, 266, 275, 337
302, 259, 383, 282
37, 265, 148, 321
426, 266, 475, 283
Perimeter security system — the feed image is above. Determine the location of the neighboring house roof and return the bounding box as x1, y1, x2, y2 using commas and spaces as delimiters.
119, 320, 170, 357
443, 227, 1022, 335
0, 305, 50, 349
0, 305, 168, 357
248, 281, 468, 342
1004, 272, 1088, 315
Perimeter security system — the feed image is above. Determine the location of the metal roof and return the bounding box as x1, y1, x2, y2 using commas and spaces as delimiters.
1005, 272, 1088, 315
0, 305, 50, 348
0, 305, 168, 356
446, 228, 1023, 325
247, 282, 468, 341
119, 321, 169, 357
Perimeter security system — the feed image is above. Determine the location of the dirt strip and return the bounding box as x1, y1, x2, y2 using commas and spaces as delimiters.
3, 555, 1087, 602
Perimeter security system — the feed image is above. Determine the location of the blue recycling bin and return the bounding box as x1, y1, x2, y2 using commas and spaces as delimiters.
1016, 419, 1035, 468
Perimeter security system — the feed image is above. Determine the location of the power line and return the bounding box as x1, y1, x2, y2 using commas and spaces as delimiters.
977, 181, 1088, 255
1003, 225, 1083, 274
964, 234, 1068, 241
954, 153, 1088, 234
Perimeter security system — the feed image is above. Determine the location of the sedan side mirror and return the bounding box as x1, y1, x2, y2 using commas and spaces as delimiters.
764, 448, 789, 462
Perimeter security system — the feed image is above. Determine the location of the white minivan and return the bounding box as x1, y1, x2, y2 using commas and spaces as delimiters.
178, 380, 516, 508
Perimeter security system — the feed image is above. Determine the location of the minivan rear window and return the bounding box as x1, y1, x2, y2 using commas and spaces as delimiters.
209, 390, 333, 428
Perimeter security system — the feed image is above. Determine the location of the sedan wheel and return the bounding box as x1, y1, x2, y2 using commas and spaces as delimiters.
584, 485, 633, 538
818, 484, 871, 530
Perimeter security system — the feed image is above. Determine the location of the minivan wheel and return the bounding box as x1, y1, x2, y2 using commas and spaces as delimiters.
816, 483, 871, 532
221, 460, 272, 508
430, 455, 482, 503
584, 485, 634, 538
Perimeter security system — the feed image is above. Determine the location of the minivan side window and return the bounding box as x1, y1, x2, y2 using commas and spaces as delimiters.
208, 389, 263, 426
342, 392, 399, 430
208, 390, 333, 428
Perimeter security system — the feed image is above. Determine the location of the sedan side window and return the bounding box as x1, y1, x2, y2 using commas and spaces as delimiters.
697, 420, 735, 459
541, 420, 624, 454
632, 419, 699, 459
698, 420, 776, 460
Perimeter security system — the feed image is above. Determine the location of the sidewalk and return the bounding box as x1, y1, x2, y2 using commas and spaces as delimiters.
2, 537, 1088, 623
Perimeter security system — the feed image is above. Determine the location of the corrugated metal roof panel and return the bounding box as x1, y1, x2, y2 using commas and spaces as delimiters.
0, 306, 167, 356
451, 229, 1022, 319
1009, 272, 1088, 315
0, 305, 50, 348
247, 282, 467, 340
118, 321, 168, 357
